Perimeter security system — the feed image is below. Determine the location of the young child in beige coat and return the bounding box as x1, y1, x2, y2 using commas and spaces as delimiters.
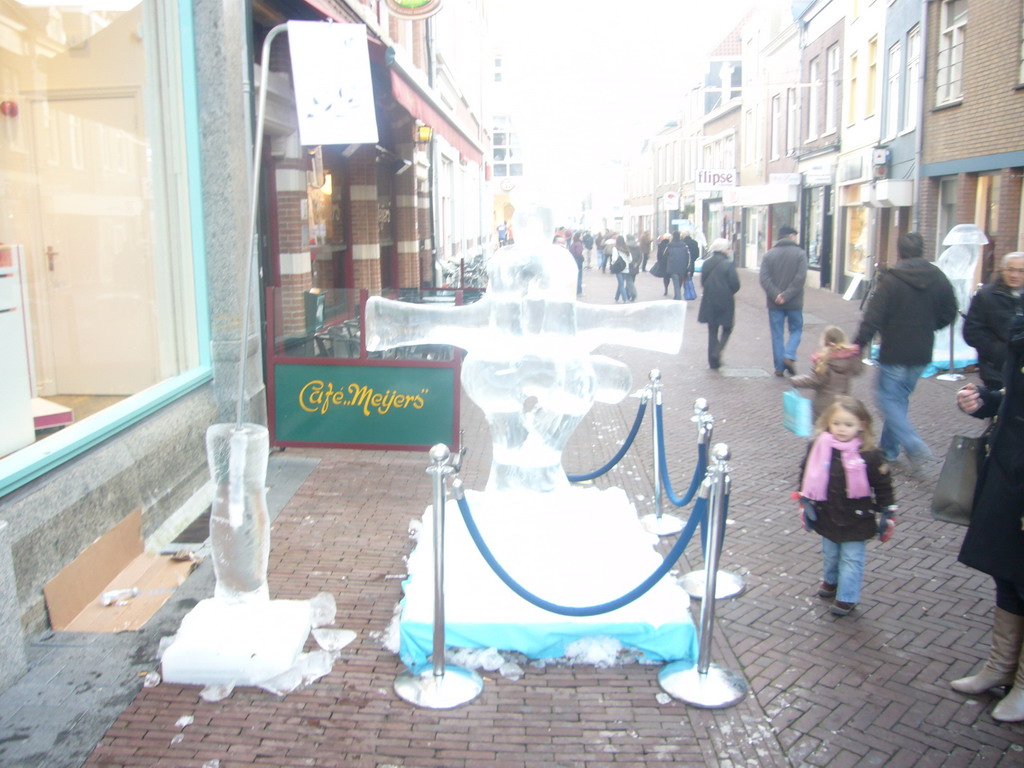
790, 326, 864, 421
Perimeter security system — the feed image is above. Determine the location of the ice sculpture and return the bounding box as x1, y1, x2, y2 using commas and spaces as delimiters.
933, 224, 987, 371
365, 243, 686, 492
206, 423, 271, 603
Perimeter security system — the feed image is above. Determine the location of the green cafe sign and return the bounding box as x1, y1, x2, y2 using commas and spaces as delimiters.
385, 0, 443, 19
273, 363, 455, 448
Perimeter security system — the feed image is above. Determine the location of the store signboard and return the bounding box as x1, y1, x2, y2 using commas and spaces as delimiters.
695, 169, 737, 191
385, 0, 443, 18
287, 22, 379, 146
273, 363, 456, 448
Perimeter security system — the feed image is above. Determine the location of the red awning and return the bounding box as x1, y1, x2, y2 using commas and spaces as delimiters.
389, 69, 484, 165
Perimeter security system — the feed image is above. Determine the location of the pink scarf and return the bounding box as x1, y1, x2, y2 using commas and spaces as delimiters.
800, 432, 870, 501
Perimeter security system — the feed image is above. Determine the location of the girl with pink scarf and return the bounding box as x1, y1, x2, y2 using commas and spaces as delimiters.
797, 396, 897, 616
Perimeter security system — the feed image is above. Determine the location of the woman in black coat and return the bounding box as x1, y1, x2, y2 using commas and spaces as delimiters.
951, 311, 1024, 722
962, 252, 1024, 389
696, 238, 740, 370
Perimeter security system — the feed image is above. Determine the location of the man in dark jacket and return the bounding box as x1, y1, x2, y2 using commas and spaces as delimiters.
963, 252, 1024, 389
853, 232, 958, 467
759, 225, 808, 376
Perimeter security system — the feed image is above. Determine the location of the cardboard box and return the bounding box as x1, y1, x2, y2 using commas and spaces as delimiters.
44, 509, 198, 632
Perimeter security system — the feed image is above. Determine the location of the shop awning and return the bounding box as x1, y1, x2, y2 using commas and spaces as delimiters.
721, 183, 799, 207
389, 70, 484, 165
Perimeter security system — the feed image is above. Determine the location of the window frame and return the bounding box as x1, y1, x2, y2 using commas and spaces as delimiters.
806, 57, 820, 141
825, 44, 840, 135
885, 41, 902, 139
903, 26, 921, 133
0, 2, 211, 498
936, 0, 967, 106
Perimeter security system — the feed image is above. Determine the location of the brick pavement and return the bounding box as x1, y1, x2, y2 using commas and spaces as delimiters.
69, 263, 1024, 766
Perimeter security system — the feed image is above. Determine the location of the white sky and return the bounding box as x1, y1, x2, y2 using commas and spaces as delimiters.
489, 0, 758, 219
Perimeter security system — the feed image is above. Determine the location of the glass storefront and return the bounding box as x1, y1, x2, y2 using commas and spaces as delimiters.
845, 205, 868, 276
0, 2, 203, 479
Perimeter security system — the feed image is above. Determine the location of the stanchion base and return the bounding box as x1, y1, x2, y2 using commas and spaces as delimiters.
640, 513, 685, 536
936, 373, 965, 381
680, 569, 745, 600
394, 664, 483, 709
658, 661, 748, 709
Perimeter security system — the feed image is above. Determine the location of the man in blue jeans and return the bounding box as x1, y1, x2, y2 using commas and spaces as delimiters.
759, 225, 808, 376
853, 232, 958, 468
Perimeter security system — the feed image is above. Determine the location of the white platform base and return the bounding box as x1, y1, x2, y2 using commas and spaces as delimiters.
397, 486, 698, 666
161, 598, 312, 687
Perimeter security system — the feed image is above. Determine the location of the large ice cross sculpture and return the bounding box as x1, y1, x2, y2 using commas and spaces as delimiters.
365, 243, 685, 493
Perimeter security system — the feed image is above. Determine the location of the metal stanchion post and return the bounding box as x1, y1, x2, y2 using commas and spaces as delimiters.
394, 445, 483, 709
680, 409, 745, 600
659, 444, 748, 709
936, 323, 964, 381
641, 370, 684, 536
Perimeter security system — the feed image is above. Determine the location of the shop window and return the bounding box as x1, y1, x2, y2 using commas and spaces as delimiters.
845, 206, 868, 275
0, 2, 205, 488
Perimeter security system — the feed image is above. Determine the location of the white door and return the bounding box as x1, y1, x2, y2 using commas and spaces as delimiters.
31, 95, 160, 395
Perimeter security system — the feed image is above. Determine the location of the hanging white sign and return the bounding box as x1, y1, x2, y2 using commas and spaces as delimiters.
287, 22, 379, 147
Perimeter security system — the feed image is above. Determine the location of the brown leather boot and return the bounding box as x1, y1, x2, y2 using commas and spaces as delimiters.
950, 607, 1024, 695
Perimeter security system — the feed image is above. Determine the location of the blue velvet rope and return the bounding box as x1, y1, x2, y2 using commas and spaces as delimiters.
566, 398, 648, 482
454, 489, 707, 617
657, 403, 706, 507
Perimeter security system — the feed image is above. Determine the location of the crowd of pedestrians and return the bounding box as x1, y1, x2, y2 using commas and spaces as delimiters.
545, 220, 1023, 723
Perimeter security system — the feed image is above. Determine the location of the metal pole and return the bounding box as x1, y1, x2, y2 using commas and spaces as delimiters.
394, 447, 483, 708
429, 444, 449, 679
680, 429, 744, 599
640, 370, 684, 536
658, 444, 748, 709
235, 22, 288, 428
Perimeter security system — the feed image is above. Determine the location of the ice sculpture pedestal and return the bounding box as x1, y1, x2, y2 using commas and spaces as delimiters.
397, 486, 698, 665
162, 598, 312, 686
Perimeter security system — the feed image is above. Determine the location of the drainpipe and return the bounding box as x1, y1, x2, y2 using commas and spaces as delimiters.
913, 0, 929, 231
425, 16, 442, 284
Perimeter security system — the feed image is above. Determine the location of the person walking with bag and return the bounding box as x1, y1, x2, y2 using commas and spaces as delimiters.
796, 396, 897, 617
790, 326, 864, 421
611, 235, 632, 303
697, 238, 740, 369
950, 311, 1024, 722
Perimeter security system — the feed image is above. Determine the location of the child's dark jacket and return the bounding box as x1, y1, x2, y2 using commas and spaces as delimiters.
800, 445, 894, 542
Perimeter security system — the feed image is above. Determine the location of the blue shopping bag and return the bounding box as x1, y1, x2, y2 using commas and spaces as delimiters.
783, 390, 813, 438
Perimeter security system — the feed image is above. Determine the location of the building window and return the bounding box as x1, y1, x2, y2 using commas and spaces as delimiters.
786, 87, 798, 154
0, 1, 203, 480
848, 52, 859, 124
904, 26, 921, 131
885, 42, 902, 139
826, 45, 840, 134
491, 119, 522, 176
806, 57, 820, 140
494, 55, 503, 83
770, 94, 781, 160
743, 107, 755, 164
936, 0, 967, 105
1019, 0, 1024, 84
866, 37, 878, 117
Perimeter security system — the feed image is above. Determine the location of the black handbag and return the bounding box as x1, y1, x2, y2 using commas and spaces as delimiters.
931, 427, 990, 525
649, 261, 666, 278
610, 255, 626, 274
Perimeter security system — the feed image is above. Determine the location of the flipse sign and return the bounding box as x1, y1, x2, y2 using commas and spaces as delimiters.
695, 169, 737, 191
385, 0, 443, 18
